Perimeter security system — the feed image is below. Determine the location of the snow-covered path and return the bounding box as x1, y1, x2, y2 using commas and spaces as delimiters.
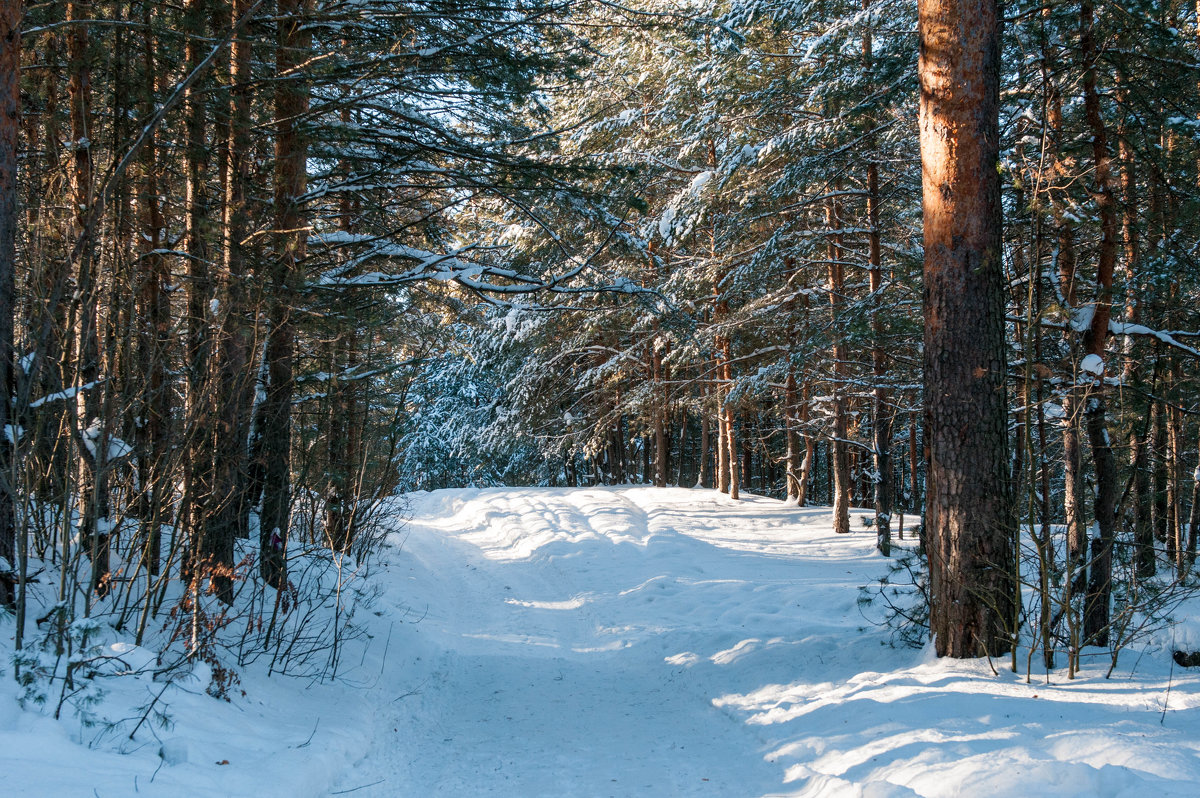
330, 487, 884, 796
327, 486, 1200, 798
8, 486, 1200, 796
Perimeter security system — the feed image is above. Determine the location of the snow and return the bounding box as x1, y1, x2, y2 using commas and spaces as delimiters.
1080, 353, 1105, 377
6, 487, 1200, 796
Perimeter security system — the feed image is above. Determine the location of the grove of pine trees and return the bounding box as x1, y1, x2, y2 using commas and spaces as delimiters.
2, 0, 1200, 685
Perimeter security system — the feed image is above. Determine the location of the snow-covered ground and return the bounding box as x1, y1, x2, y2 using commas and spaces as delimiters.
6, 486, 1200, 796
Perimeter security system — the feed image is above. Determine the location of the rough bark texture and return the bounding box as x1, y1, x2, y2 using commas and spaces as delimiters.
918, 0, 1015, 658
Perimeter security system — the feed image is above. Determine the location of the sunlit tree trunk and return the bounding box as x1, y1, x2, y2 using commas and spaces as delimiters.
918, 0, 1015, 658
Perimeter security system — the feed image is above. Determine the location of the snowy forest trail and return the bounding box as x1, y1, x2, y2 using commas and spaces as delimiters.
329, 487, 885, 796
325, 487, 1200, 798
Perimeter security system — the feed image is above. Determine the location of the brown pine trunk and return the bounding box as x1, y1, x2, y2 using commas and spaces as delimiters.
918, 0, 1015, 658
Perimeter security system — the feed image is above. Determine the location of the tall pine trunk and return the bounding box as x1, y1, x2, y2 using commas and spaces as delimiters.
918, 0, 1015, 658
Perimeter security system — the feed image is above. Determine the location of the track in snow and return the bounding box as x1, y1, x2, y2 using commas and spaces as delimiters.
327, 487, 884, 797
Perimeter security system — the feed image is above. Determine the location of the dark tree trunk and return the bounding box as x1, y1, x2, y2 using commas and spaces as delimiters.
1080, 0, 1119, 645
260, 0, 312, 589
136, 4, 170, 577
209, 0, 258, 565
918, 0, 1015, 658
0, 0, 19, 609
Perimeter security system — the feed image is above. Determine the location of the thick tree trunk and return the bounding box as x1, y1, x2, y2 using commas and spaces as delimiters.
918, 0, 1015, 658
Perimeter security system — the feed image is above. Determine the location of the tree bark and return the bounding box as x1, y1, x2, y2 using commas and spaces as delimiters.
1080, 0, 1119, 646
260, 0, 312, 589
918, 0, 1015, 658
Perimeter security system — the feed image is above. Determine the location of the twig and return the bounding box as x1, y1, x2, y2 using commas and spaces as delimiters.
1162, 650, 1175, 725
129, 680, 173, 741
293, 718, 320, 749
331, 779, 386, 794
